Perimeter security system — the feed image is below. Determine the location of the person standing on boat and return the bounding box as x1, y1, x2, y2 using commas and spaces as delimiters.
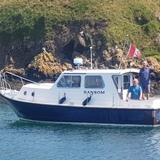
126, 79, 142, 102
139, 61, 154, 100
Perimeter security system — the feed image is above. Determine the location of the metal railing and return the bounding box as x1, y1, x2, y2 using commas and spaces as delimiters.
0, 73, 11, 90
0, 71, 36, 91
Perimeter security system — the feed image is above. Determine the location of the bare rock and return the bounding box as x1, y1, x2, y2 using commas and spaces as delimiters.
26, 51, 72, 81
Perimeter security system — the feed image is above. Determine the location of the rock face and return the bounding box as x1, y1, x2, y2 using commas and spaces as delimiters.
0, 20, 160, 95
26, 51, 72, 81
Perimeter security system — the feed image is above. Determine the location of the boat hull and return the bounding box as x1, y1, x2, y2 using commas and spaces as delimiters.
1, 94, 160, 126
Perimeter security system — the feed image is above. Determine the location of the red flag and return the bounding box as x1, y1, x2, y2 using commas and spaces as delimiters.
127, 44, 141, 58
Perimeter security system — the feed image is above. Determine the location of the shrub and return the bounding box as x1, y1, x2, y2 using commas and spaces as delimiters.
142, 20, 160, 37
143, 49, 160, 61
153, 55, 160, 62
131, 4, 155, 25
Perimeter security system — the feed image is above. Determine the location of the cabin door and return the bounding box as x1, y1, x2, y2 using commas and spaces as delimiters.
122, 74, 132, 100
112, 75, 122, 98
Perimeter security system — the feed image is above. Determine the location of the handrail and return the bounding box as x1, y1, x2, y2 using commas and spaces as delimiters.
0, 71, 37, 91
0, 73, 11, 90
4, 71, 36, 84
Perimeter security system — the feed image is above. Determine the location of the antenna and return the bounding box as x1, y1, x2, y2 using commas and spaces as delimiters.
118, 35, 129, 69
90, 46, 93, 69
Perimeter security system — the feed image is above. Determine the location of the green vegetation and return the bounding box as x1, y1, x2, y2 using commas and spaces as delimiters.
142, 20, 160, 37
143, 49, 160, 61
0, 0, 159, 57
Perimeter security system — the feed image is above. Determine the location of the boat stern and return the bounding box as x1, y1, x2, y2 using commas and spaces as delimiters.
152, 109, 160, 126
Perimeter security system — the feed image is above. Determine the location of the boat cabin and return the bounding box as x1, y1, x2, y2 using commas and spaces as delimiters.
55, 68, 139, 100
16, 68, 139, 107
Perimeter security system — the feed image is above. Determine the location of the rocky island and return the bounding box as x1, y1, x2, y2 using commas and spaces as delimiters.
0, 0, 160, 94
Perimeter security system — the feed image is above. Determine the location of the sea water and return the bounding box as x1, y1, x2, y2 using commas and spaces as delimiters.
0, 97, 160, 160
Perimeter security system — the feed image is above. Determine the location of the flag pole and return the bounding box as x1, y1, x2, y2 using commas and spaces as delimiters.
118, 35, 129, 69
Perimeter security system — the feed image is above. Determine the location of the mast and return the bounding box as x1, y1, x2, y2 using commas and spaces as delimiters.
118, 35, 129, 69
90, 46, 93, 69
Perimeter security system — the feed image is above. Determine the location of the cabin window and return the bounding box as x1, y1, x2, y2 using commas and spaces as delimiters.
57, 75, 81, 88
84, 76, 104, 88
72, 76, 81, 87
123, 75, 130, 89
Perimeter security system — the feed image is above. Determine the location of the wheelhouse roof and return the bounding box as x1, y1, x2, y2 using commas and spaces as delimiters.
62, 68, 140, 75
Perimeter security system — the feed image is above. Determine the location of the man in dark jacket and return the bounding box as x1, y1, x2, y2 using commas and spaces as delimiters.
139, 61, 154, 100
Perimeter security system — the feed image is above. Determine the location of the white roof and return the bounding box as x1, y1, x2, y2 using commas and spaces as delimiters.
63, 68, 140, 75
23, 83, 54, 89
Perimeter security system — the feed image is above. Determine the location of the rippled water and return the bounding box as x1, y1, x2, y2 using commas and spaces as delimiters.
0, 98, 160, 160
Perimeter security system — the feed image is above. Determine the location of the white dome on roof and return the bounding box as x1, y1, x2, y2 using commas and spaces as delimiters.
73, 58, 83, 65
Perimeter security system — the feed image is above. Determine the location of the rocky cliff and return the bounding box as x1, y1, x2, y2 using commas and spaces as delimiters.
1, 22, 160, 79
0, 0, 160, 94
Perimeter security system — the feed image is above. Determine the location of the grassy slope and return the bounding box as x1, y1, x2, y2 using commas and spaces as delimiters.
0, 0, 160, 56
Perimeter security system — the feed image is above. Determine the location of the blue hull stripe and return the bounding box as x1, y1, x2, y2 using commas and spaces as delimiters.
1, 95, 158, 126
